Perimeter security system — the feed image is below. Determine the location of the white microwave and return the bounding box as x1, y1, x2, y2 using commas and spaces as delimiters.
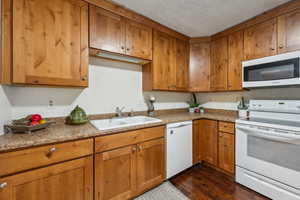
242, 51, 300, 88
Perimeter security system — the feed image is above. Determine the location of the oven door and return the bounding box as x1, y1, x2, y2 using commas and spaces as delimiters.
236, 123, 300, 190
243, 57, 300, 88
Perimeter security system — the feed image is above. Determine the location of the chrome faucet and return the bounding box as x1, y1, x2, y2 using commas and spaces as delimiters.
115, 106, 125, 118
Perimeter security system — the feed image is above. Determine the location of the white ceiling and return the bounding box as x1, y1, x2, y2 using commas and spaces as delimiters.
112, 0, 291, 37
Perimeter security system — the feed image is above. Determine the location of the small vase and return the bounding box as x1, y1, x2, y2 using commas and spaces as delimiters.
239, 109, 248, 118
189, 108, 195, 113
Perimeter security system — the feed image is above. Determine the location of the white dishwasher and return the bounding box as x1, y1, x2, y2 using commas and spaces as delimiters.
166, 121, 193, 179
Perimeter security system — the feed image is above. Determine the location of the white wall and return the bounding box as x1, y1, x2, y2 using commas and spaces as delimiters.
0, 58, 190, 134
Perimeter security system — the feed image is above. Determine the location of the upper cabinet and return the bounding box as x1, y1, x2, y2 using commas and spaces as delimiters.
244, 19, 277, 60
143, 30, 189, 91
210, 36, 228, 91
189, 40, 210, 92
277, 9, 300, 54
89, 5, 126, 55
228, 30, 244, 91
89, 6, 152, 60
175, 39, 189, 91
125, 20, 153, 60
12, 0, 89, 87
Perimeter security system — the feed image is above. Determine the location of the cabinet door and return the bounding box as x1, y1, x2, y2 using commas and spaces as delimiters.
193, 120, 201, 164
89, 5, 126, 54
12, 0, 89, 87
152, 30, 176, 90
244, 19, 277, 60
125, 20, 152, 60
228, 30, 244, 91
210, 37, 228, 91
189, 41, 211, 92
278, 9, 300, 54
175, 39, 189, 91
136, 138, 165, 194
95, 145, 136, 200
218, 132, 235, 174
199, 120, 218, 166
0, 157, 93, 200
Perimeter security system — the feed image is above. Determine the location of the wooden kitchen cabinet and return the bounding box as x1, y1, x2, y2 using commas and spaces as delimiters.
136, 138, 165, 195
94, 127, 165, 200
146, 30, 176, 90
218, 132, 235, 174
175, 39, 189, 91
125, 20, 153, 60
199, 120, 218, 166
89, 5, 126, 54
143, 30, 189, 91
278, 8, 300, 54
244, 18, 277, 60
0, 156, 93, 200
89, 5, 152, 60
12, 0, 89, 87
189, 40, 211, 92
95, 145, 137, 200
228, 30, 244, 91
193, 120, 201, 164
210, 37, 228, 91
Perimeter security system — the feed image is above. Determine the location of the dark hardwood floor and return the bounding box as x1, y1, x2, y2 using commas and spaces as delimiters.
170, 164, 270, 200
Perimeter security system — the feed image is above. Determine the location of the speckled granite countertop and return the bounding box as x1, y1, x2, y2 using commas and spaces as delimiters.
0, 112, 237, 153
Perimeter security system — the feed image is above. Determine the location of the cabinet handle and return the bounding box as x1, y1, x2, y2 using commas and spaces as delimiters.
82, 76, 87, 81
138, 145, 143, 152
0, 182, 7, 189
132, 146, 137, 153
46, 147, 56, 157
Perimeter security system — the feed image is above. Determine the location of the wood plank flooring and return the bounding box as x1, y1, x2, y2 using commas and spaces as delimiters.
170, 164, 270, 200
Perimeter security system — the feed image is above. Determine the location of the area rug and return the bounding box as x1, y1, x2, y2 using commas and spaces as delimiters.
135, 181, 189, 200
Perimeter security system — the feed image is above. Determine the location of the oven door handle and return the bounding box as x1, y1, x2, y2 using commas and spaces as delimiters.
236, 125, 300, 143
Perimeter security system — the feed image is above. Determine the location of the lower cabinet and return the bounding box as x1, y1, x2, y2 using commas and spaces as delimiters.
95, 137, 165, 200
199, 119, 218, 166
0, 156, 93, 200
218, 132, 235, 174
193, 120, 235, 175
95, 145, 137, 200
136, 138, 165, 194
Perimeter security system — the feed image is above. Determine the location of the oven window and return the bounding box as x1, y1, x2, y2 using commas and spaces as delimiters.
244, 58, 300, 82
247, 136, 300, 172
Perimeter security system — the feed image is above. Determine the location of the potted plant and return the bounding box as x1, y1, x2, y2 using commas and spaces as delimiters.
187, 93, 200, 113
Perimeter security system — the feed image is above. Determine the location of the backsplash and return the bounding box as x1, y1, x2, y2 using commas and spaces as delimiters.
0, 58, 190, 135
197, 87, 300, 110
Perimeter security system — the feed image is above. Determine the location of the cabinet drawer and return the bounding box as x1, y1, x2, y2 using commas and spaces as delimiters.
218, 122, 235, 134
0, 139, 93, 177
95, 126, 165, 153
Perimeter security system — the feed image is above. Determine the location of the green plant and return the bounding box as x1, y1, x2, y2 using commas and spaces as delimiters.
237, 97, 248, 110
187, 93, 200, 108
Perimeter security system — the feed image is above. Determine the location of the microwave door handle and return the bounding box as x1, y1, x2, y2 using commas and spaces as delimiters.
236, 125, 300, 143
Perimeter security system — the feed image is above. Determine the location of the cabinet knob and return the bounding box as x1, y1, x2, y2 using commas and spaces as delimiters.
126, 48, 130, 51
46, 147, 56, 157
82, 76, 87, 81
0, 182, 7, 189
270, 47, 275, 51
121, 46, 125, 50
132, 147, 137, 153
279, 45, 284, 49
137, 145, 143, 152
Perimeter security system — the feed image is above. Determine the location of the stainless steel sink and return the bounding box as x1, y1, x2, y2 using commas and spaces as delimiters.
91, 116, 162, 131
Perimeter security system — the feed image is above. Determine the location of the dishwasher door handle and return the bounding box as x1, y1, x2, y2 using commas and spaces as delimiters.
170, 124, 191, 129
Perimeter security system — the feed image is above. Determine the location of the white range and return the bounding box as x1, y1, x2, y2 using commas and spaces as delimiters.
236, 100, 300, 200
